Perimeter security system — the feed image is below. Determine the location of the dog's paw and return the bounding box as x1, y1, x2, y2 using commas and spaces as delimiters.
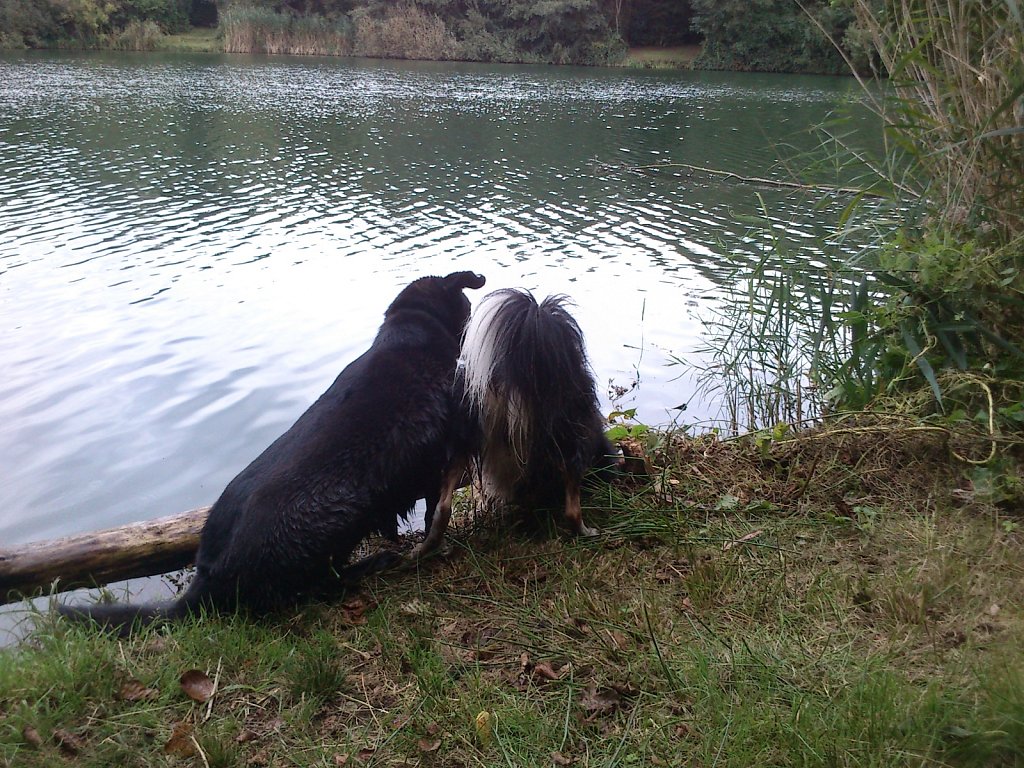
578, 524, 600, 538
406, 538, 451, 562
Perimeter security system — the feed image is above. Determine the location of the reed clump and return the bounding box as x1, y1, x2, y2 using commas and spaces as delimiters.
351, 3, 458, 61
220, 6, 353, 57
852, 0, 1024, 241
109, 19, 164, 51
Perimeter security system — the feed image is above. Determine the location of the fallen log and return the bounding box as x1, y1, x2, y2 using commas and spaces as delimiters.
0, 507, 210, 605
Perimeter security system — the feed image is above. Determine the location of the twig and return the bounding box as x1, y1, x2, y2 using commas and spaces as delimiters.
598, 159, 880, 196
202, 657, 221, 724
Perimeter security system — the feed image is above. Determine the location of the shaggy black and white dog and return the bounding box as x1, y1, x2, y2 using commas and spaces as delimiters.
413, 288, 618, 557
59, 271, 486, 633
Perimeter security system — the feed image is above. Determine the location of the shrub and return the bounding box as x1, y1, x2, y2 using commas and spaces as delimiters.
691, 0, 854, 74
112, 0, 189, 33
351, 2, 456, 60
110, 17, 163, 48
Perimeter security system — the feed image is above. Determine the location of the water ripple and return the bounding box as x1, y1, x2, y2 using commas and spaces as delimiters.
0, 51, 877, 559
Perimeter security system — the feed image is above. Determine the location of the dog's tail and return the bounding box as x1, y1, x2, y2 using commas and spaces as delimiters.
56, 594, 194, 636
461, 288, 598, 460
55, 551, 400, 636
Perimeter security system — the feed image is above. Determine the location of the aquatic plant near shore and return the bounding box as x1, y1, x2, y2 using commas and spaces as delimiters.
220, 7, 353, 57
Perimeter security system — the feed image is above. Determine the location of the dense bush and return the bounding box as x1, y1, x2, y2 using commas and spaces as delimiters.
112, 0, 190, 33
626, 0, 696, 46
110, 17, 164, 48
0, 0, 197, 47
351, 3, 456, 60
691, 0, 855, 74
0, 0, 61, 48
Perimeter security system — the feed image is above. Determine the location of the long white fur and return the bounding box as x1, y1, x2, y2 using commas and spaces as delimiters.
460, 291, 534, 489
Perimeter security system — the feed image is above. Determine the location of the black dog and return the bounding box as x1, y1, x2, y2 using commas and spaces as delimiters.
412, 288, 618, 558
59, 271, 486, 633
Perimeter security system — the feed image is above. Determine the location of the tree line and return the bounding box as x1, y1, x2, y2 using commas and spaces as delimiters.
0, 0, 870, 73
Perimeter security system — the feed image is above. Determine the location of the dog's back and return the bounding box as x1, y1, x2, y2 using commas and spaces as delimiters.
461, 289, 612, 510
59, 271, 486, 632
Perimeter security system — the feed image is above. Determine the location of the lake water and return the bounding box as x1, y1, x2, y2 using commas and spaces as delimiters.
0, 51, 875, 633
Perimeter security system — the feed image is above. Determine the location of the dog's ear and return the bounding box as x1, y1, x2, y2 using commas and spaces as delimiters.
442, 271, 486, 291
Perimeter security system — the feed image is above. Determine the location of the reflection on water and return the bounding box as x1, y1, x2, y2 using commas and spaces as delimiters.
0, 52, 876, 635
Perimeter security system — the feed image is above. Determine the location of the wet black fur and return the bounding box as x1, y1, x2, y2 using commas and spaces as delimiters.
58, 271, 486, 633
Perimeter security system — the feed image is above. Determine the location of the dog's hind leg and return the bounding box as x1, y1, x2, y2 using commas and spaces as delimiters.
409, 457, 465, 560
563, 477, 599, 537
424, 485, 439, 537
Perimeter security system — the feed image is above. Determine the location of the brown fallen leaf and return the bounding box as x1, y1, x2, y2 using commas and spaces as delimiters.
53, 728, 85, 755
580, 683, 621, 713
610, 682, 640, 698
342, 597, 374, 625
552, 750, 574, 765
22, 726, 42, 748
119, 679, 159, 702
235, 729, 259, 744
180, 669, 215, 702
417, 737, 442, 752
532, 662, 568, 681
164, 721, 196, 756
355, 747, 375, 761
722, 529, 764, 551
607, 630, 631, 651
333, 754, 349, 766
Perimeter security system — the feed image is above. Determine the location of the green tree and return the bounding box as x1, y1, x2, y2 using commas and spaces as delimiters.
691, 0, 853, 74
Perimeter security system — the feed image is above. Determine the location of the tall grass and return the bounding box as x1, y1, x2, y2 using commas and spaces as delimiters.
851, 0, 1024, 241
221, 7, 353, 56
689, 253, 839, 433
351, 3, 458, 61
693, 0, 1024, 431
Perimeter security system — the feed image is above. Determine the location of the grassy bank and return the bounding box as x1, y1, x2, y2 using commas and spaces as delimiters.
623, 45, 700, 69
2, 423, 1021, 766
162, 27, 220, 53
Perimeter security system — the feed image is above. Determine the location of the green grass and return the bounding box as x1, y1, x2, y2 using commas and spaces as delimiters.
161, 27, 221, 53
2, 428, 1022, 766
623, 45, 701, 69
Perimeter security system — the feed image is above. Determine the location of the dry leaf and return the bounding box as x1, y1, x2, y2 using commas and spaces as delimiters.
119, 679, 159, 702
533, 662, 567, 681
164, 722, 195, 756
607, 630, 630, 651
334, 754, 349, 766
235, 729, 259, 744
552, 751, 574, 765
342, 597, 373, 625
722, 529, 764, 552
400, 599, 432, 617
417, 737, 442, 752
580, 684, 621, 713
475, 711, 493, 746
180, 669, 215, 702
22, 726, 42, 748
53, 728, 85, 755
355, 747, 375, 761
